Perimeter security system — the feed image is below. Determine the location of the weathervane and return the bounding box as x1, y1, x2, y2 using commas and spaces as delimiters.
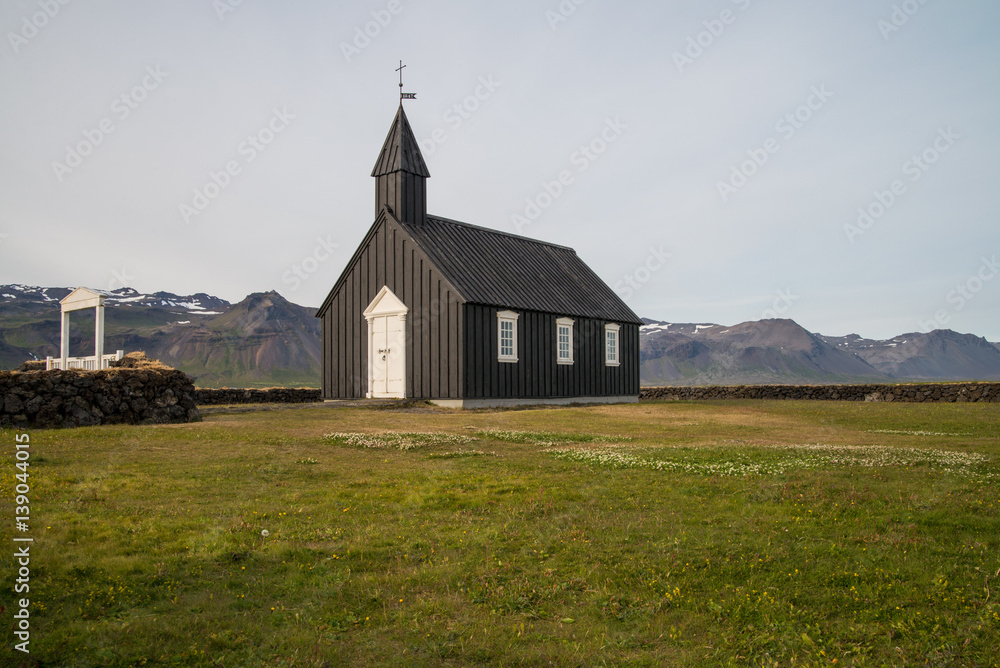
397, 60, 416, 101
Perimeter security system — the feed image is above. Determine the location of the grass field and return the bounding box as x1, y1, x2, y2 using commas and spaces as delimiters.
2, 400, 999, 667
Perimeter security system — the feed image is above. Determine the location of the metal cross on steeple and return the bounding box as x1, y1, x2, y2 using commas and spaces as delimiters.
397, 60, 416, 101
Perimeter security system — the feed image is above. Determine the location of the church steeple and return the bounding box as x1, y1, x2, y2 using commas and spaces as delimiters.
371, 103, 430, 225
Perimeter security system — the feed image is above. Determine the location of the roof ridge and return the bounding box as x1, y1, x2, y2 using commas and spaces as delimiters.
423, 214, 576, 252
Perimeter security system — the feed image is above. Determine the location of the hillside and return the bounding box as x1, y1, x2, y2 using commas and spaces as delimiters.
162, 291, 322, 387
819, 330, 1000, 381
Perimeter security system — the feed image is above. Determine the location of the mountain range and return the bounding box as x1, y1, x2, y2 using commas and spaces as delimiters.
2, 285, 998, 387
639, 319, 1000, 386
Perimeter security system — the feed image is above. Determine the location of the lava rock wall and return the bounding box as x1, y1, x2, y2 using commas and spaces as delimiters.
0, 368, 201, 429
640, 383, 999, 403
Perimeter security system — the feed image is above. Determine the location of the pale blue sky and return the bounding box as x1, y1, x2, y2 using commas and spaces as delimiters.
1, 0, 998, 340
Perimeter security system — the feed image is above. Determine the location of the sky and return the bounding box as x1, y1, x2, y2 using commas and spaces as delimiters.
0, 0, 998, 341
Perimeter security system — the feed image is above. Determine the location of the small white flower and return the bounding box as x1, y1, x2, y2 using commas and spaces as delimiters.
261, 529, 270, 538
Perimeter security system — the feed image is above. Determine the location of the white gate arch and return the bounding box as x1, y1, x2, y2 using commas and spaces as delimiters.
45, 287, 123, 370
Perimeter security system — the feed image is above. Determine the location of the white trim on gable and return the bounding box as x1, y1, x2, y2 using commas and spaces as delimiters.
60, 287, 105, 312
363, 285, 408, 320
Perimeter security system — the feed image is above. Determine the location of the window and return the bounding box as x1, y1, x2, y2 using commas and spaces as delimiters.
497, 310, 519, 362
556, 317, 574, 364
605, 323, 621, 366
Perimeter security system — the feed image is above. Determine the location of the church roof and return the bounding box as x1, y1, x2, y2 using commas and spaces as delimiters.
401, 215, 642, 324
371, 104, 430, 178
321, 100, 640, 325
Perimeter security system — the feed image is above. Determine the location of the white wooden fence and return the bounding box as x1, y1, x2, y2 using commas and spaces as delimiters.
46, 350, 125, 371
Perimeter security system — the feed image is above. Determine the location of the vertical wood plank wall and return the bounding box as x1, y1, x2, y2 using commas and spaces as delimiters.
463, 304, 639, 399
375, 172, 427, 227
321, 217, 463, 400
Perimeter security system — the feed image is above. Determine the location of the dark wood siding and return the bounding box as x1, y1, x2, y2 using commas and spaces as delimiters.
375, 172, 427, 227
318, 214, 464, 400
463, 305, 639, 399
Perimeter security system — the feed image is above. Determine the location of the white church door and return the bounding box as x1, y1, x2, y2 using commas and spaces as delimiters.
370, 314, 405, 397
363, 287, 408, 399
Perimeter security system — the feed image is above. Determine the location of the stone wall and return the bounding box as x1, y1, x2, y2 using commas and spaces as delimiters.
195, 384, 1000, 406
0, 368, 201, 429
640, 383, 1000, 403
195, 388, 321, 405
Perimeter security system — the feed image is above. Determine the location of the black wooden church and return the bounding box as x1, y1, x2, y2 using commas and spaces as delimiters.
316, 100, 641, 408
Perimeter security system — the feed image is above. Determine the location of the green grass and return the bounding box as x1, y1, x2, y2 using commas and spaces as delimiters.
2, 400, 999, 666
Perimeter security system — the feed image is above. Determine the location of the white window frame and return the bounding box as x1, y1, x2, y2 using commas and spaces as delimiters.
497, 310, 519, 363
605, 323, 621, 367
556, 317, 574, 365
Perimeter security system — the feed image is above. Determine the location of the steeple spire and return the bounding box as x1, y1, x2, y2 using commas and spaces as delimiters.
371, 100, 429, 225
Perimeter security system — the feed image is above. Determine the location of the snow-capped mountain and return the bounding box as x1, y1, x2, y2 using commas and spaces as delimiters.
640, 318, 1000, 385
0, 285, 230, 313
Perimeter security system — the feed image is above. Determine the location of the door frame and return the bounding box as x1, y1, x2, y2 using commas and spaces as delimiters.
363, 286, 408, 399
